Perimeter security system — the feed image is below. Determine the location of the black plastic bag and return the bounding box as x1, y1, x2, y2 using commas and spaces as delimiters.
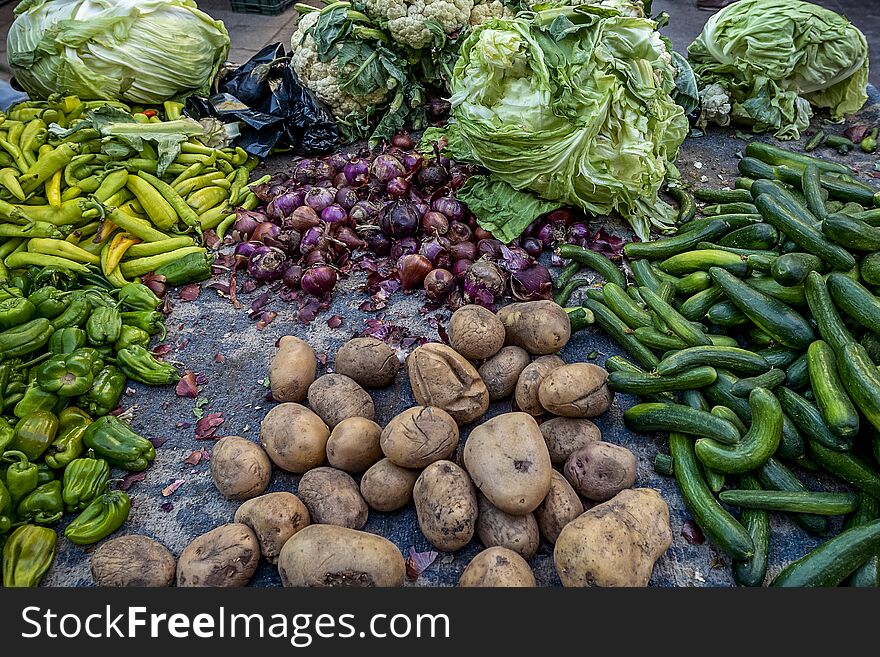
186, 43, 338, 158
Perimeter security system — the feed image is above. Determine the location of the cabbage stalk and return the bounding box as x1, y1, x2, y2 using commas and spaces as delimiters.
688, 0, 869, 140
7, 0, 230, 104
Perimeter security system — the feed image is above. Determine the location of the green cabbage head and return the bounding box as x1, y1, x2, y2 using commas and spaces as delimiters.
688, 0, 868, 140
446, 7, 689, 240
7, 0, 230, 105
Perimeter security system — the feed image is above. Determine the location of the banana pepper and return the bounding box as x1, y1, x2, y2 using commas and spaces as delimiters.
82, 415, 155, 471
2, 524, 56, 587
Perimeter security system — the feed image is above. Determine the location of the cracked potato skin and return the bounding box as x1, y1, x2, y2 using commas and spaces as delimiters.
90, 535, 176, 587
176, 523, 260, 588
334, 337, 400, 388
380, 406, 459, 468
413, 460, 478, 552
479, 346, 530, 401
297, 467, 369, 530
448, 304, 506, 360
538, 363, 614, 417
515, 355, 565, 416
406, 343, 489, 424
210, 436, 273, 501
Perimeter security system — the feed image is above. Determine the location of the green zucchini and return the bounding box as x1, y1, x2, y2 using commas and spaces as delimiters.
745, 276, 807, 306
719, 490, 858, 515
730, 369, 786, 397
623, 218, 729, 260
771, 519, 880, 587
623, 403, 742, 444
711, 405, 749, 435
584, 299, 659, 370
659, 250, 749, 277
677, 214, 763, 235
771, 253, 825, 287
803, 271, 856, 355
694, 387, 782, 474
674, 271, 713, 296
638, 286, 712, 347
844, 493, 880, 588
679, 285, 724, 321
657, 346, 770, 377
776, 387, 853, 452
758, 347, 800, 369
808, 438, 880, 499
710, 267, 815, 350
732, 475, 769, 587
756, 458, 828, 535
602, 283, 652, 329
608, 367, 717, 395
807, 340, 860, 439
785, 354, 810, 391
838, 343, 880, 433
694, 188, 754, 204
707, 300, 749, 327
703, 202, 759, 216
861, 252, 880, 287
557, 244, 627, 289
669, 433, 754, 560
826, 272, 880, 334
745, 142, 851, 175
719, 223, 778, 250
823, 213, 880, 251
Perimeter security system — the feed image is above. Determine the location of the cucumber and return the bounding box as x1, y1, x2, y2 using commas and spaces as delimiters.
638, 286, 712, 347
719, 223, 778, 250
719, 490, 858, 515
785, 354, 810, 391
704, 467, 726, 493
747, 253, 777, 273
630, 259, 662, 292
608, 367, 717, 395
710, 267, 815, 350
735, 177, 754, 191
677, 214, 763, 235
679, 285, 724, 321
657, 346, 770, 377
862, 252, 880, 286
695, 242, 778, 259
730, 369, 786, 397
802, 164, 827, 220
674, 271, 713, 296
771, 519, 880, 587
602, 283, 652, 329
670, 433, 754, 560
750, 179, 820, 228
711, 405, 749, 435
854, 208, 880, 226
745, 141, 851, 175
694, 188, 754, 204
739, 156, 777, 180
603, 356, 673, 403
838, 343, 880, 433
557, 244, 627, 289
659, 250, 749, 277
754, 193, 857, 271
745, 276, 806, 306
823, 213, 880, 251
623, 403, 742, 444
808, 438, 880, 500
694, 387, 782, 474
771, 253, 825, 287
653, 452, 674, 476
758, 347, 800, 369
732, 475, 769, 587
864, 332, 880, 365
703, 202, 759, 216
756, 458, 828, 535
623, 218, 729, 260
777, 387, 853, 452
584, 299, 659, 370
826, 272, 880, 334
681, 388, 711, 412
747, 327, 775, 348
633, 327, 734, 351
807, 340, 860, 439
803, 271, 856, 355
707, 300, 749, 327
844, 493, 880, 588
669, 186, 696, 224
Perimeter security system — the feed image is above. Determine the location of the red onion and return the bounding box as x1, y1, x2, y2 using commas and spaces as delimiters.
535, 222, 554, 245
452, 258, 472, 278
321, 204, 347, 224
251, 221, 280, 242
325, 153, 350, 172
401, 152, 422, 172
420, 236, 450, 269
466, 259, 506, 298
335, 187, 358, 210
427, 97, 451, 118
547, 207, 577, 224
568, 223, 590, 244
370, 154, 406, 184
305, 187, 335, 212
478, 238, 504, 259
446, 289, 465, 311
422, 211, 448, 235
364, 230, 391, 256
446, 221, 472, 244
392, 132, 414, 149
390, 236, 419, 261
522, 237, 543, 258
499, 245, 531, 272
510, 264, 552, 301
344, 158, 370, 186
448, 166, 469, 190
350, 200, 380, 226
432, 197, 464, 222
450, 241, 477, 262
423, 268, 455, 301
299, 226, 324, 254
282, 264, 303, 289
233, 210, 263, 238
550, 253, 565, 267
416, 164, 448, 191
398, 254, 432, 291
413, 201, 429, 217
314, 161, 335, 182
379, 200, 420, 238
292, 160, 318, 184
247, 245, 287, 281
333, 172, 348, 188
266, 191, 303, 221
473, 227, 493, 241
386, 176, 409, 198
334, 226, 367, 250
234, 241, 257, 259
301, 265, 337, 296
303, 249, 327, 267
287, 206, 320, 232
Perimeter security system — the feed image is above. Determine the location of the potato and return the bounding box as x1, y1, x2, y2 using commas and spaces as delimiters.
234, 492, 310, 563
476, 493, 539, 560
334, 337, 400, 388
515, 355, 564, 416
326, 417, 383, 473
278, 524, 405, 587
413, 460, 478, 551
260, 402, 329, 473
380, 406, 459, 469
535, 470, 583, 544
297, 467, 368, 529
210, 436, 272, 500
407, 343, 489, 425
540, 417, 602, 465
448, 304, 505, 360
458, 547, 536, 587
538, 363, 614, 417
269, 335, 316, 403
463, 412, 552, 515
307, 374, 375, 428
554, 488, 672, 587
478, 346, 530, 401
360, 458, 420, 512
564, 441, 637, 502
176, 523, 260, 587
90, 535, 175, 587
498, 300, 570, 355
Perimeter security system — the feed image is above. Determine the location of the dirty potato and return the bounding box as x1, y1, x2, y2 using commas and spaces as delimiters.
540, 417, 602, 465
326, 417, 383, 473
515, 355, 565, 416
458, 547, 536, 587
176, 523, 260, 587
497, 300, 571, 355
407, 343, 489, 424
260, 402, 330, 473
538, 363, 613, 417
334, 337, 400, 388
278, 524, 405, 587
308, 374, 375, 428
448, 304, 506, 360
413, 460, 478, 551
360, 458, 420, 512
297, 467, 369, 529
476, 493, 539, 560
234, 492, 310, 563
478, 346, 530, 401
463, 412, 552, 515
210, 435, 272, 500
269, 336, 316, 403
90, 535, 176, 587
564, 441, 637, 502
534, 471, 583, 544
380, 406, 459, 469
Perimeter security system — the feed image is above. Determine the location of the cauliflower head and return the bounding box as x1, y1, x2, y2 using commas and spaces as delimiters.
469, 0, 513, 26
290, 11, 390, 119
364, 0, 474, 49
697, 83, 732, 129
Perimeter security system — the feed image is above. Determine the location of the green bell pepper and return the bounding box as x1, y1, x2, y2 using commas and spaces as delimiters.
86, 306, 122, 345
48, 326, 87, 354
74, 347, 107, 376
82, 415, 155, 471
118, 282, 161, 311
0, 416, 14, 454
82, 288, 116, 310
9, 411, 58, 461
0, 479, 13, 534
63, 488, 130, 545
0, 317, 54, 358
113, 325, 151, 351
35, 349, 97, 397
0, 297, 35, 330
2, 451, 38, 504
35, 463, 55, 485
121, 311, 166, 338
28, 286, 69, 319
81, 365, 126, 416
62, 453, 109, 511
43, 407, 92, 470
49, 292, 91, 329
14, 381, 58, 418
117, 345, 178, 385
153, 251, 213, 286
16, 480, 63, 525
9, 271, 31, 297
2, 524, 56, 587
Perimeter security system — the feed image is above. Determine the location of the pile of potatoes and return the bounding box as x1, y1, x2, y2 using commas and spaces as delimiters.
92, 301, 671, 587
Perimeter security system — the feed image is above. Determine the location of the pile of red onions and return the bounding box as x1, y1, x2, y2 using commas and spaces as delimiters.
229, 134, 588, 310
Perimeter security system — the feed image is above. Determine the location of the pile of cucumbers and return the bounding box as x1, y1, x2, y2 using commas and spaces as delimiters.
562, 141, 880, 587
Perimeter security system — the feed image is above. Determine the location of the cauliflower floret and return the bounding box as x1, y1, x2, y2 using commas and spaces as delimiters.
364, 0, 474, 49
697, 83, 732, 129
469, 0, 513, 26
291, 11, 390, 119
